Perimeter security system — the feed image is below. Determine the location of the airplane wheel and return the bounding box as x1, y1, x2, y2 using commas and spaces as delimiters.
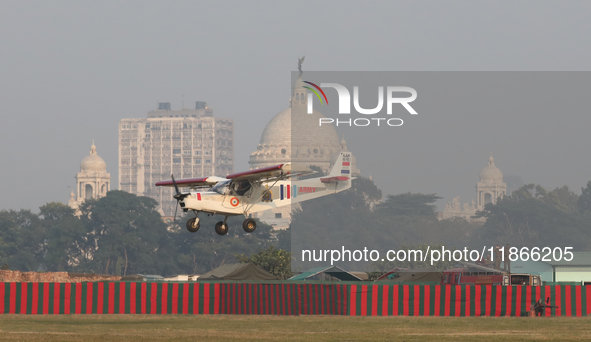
215, 221, 229, 235
242, 218, 256, 233
186, 217, 200, 233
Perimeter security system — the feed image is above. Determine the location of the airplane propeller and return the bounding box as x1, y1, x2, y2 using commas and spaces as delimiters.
171, 174, 190, 221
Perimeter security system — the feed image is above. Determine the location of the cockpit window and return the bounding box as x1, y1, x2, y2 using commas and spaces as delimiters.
231, 180, 252, 196
211, 180, 230, 195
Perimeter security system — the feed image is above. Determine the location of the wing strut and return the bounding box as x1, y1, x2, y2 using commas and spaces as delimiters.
241, 174, 286, 216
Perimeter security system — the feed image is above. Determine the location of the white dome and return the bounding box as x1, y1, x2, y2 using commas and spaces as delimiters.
480, 155, 503, 183
257, 107, 340, 150
250, 75, 342, 170
80, 143, 107, 173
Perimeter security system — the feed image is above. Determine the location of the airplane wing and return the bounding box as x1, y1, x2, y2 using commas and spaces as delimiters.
155, 176, 226, 188
320, 176, 350, 183
226, 163, 313, 182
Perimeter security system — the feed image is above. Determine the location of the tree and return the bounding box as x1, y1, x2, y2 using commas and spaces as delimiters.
39, 202, 86, 272
375, 193, 441, 219
274, 227, 291, 252
236, 246, 293, 280
510, 184, 579, 213
0, 209, 43, 271
579, 181, 591, 214
510, 183, 544, 201
290, 176, 451, 270
473, 194, 590, 249
290, 177, 378, 270
170, 213, 274, 275
78, 190, 174, 276
544, 186, 579, 214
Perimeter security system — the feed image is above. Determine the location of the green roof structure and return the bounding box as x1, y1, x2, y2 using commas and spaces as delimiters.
199, 263, 277, 281
288, 266, 362, 281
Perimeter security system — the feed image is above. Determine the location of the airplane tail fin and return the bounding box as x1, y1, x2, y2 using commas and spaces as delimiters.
320, 151, 353, 192
329, 151, 352, 177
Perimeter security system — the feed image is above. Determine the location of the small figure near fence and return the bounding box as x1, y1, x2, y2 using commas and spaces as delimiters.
531, 297, 560, 317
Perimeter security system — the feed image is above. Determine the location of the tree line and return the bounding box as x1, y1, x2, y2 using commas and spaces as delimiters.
0, 190, 280, 276
290, 178, 591, 270
2, 179, 590, 276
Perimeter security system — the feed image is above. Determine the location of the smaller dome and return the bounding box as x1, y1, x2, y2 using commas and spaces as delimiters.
480, 154, 503, 183
81, 141, 107, 173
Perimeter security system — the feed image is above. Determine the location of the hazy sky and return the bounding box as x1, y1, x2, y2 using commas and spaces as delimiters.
1, 0, 591, 212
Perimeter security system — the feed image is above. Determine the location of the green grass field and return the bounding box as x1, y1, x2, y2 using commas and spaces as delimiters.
1, 315, 590, 341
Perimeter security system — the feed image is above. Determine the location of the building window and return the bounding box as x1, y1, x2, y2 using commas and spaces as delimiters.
275, 213, 282, 219
85, 184, 93, 199
281, 148, 286, 154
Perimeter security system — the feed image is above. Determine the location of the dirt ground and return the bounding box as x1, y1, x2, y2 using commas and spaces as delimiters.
0, 270, 121, 283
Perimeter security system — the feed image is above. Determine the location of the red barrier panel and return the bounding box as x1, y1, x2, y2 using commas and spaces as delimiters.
0, 283, 589, 316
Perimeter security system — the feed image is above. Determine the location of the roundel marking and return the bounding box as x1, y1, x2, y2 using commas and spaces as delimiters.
230, 197, 240, 207
262, 190, 273, 202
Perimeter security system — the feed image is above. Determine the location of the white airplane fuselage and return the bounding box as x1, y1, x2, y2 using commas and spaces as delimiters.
180, 176, 351, 216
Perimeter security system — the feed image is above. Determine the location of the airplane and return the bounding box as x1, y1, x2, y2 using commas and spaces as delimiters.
155, 151, 354, 235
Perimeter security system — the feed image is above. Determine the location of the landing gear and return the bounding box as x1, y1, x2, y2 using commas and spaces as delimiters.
186, 217, 200, 233
215, 216, 229, 235
242, 218, 256, 233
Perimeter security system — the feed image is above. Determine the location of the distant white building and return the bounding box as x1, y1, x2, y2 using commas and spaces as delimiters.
476, 154, 507, 209
440, 154, 507, 221
118, 102, 233, 216
69, 142, 111, 212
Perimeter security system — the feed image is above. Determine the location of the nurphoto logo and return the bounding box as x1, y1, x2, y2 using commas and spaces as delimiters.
305, 81, 418, 127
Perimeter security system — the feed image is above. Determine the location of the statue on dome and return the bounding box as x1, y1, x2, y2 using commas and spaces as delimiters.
298, 56, 305, 77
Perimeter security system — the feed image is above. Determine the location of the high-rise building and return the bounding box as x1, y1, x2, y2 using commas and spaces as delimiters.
119, 101, 233, 216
